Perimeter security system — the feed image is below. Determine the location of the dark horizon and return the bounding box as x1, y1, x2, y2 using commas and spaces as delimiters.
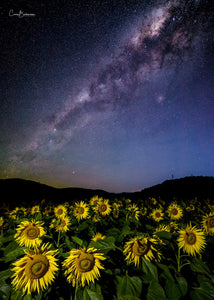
1, 175, 214, 194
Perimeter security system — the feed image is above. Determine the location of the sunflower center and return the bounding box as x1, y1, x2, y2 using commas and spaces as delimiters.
155, 212, 161, 218
77, 207, 84, 214
100, 204, 107, 212
32, 262, 43, 273
24, 225, 40, 239
171, 208, 178, 215
60, 220, 66, 226
78, 253, 95, 272
207, 216, 214, 228
26, 255, 49, 279
57, 209, 63, 215
132, 240, 148, 256
186, 232, 196, 245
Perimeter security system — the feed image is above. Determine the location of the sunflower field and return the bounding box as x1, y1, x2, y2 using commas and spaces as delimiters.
0, 195, 214, 300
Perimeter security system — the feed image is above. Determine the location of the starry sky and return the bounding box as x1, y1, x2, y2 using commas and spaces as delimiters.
0, 0, 213, 192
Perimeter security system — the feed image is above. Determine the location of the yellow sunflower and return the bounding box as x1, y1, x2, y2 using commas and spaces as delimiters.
54, 204, 67, 218
112, 203, 120, 218
116, 200, 123, 207
202, 213, 214, 235
31, 205, 40, 215
44, 206, 52, 216
189, 204, 195, 211
151, 197, 157, 205
73, 201, 89, 221
95, 199, 111, 217
167, 203, 183, 220
55, 216, 71, 232
127, 204, 140, 221
123, 236, 162, 267
0, 216, 4, 227
11, 243, 58, 294
15, 220, 46, 248
150, 208, 164, 222
90, 196, 102, 206
63, 247, 106, 287
92, 214, 101, 223
186, 206, 191, 212
167, 222, 179, 233
14, 207, 27, 216
141, 206, 147, 216
49, 218, 56, 229
91, 233, 106, 242
177, 224, 206, 256
125, 198, 132, 204
155, 224, 169, 233
9, 209, 18, 220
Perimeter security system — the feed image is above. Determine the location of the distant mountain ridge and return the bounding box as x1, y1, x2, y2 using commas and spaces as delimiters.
0, 176, 213, 208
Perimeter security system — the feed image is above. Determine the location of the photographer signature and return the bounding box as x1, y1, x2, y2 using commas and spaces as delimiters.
9, 9, 36, 18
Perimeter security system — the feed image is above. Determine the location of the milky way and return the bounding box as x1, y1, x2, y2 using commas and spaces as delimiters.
18, 1, 205, 153
1, 0, 213, 191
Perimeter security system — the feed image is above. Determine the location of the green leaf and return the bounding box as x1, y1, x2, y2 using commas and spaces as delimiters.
23, 295, 33, 300
147, 280, 167, 300
158, 263, 175, 282
7, 229, 16, 235
78, 222, 89, 232
142, 258, 158, 282
34, 292, 43, 300
89, 236, 116, 254
145, 224, 155, 231
4, 241, 18, 254
117, 296, 140, 300
106, 227, 121, 237
0, 269, 13, 281
0, 234, 14, 244
155, 231, 171, 240
10, 290, 24, 300
0, 281, 11, 300
176, 276, 188, 297
81, 283, 103, 300
71, 236, 84, 246
76, 288, 84, 300
121, 225, 132, 236
35, 212, 42, 221
4, 247, 24, 263
190, 257, 212, 278
116, 275, 142, 298
65, 236, 75, 249
82, 288, 90, 300
165, 280, 182, 300
86, 288, 103, 300
190, 275, 214, 300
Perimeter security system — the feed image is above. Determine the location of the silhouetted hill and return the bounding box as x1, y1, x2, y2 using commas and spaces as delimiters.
0, 176, 213, 208
123, 176, 214, 201
0, 178, 115, 208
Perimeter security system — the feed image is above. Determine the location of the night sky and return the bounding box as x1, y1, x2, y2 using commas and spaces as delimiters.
0, 0, 213, 192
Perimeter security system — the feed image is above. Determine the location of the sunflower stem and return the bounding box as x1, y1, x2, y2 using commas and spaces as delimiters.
74, 282, 78, 300
177, 248, 190, 273
115, 246, 123, 252
57, 231, 61, 248
177, 247, 181, 273
180, 262, 190, 270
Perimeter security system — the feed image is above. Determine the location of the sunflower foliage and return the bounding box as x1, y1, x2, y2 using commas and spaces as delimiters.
0, 195, 214, 300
